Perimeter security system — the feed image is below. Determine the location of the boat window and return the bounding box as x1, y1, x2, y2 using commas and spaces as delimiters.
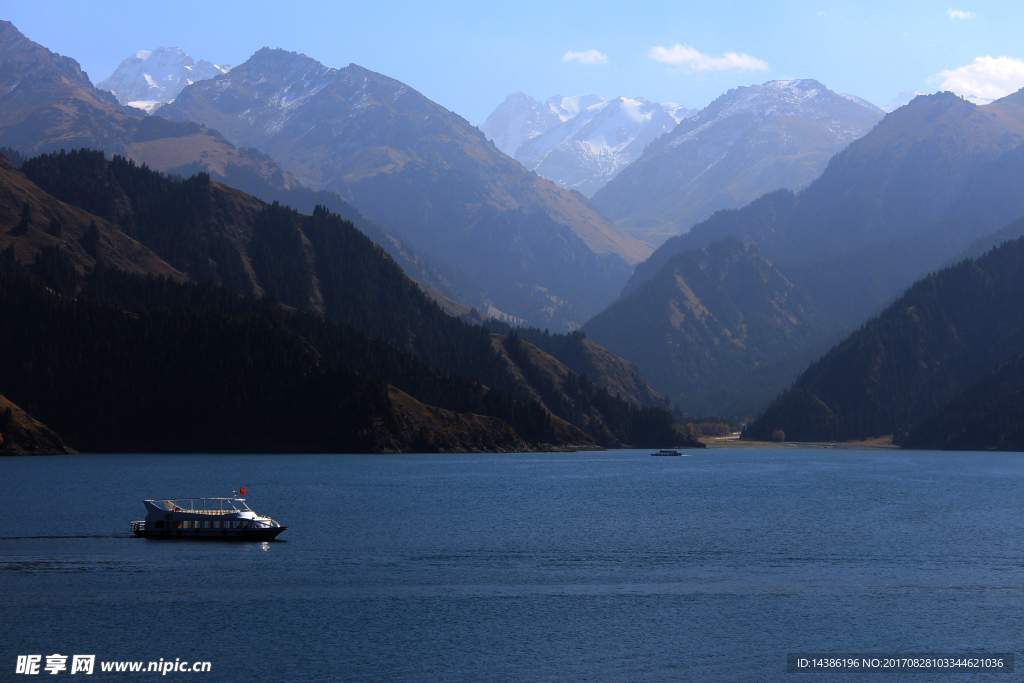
154, 521, 164, 529
212, 520, 220, 529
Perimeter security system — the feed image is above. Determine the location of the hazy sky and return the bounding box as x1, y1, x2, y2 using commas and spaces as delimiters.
7, 0, 1024, 123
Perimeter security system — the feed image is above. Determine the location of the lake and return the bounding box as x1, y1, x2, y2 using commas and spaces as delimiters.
1, 449, 1021, 681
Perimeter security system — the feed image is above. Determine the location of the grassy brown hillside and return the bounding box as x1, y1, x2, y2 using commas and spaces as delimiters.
483, 324, 669, 409
381, 387, 594, 453
572, 338, 666, 408
491, 333, 701, 448
0, 392, 75, 455
0, 21, 493, 318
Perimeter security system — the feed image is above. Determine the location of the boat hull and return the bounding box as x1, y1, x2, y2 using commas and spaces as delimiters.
131, 526, 287, 540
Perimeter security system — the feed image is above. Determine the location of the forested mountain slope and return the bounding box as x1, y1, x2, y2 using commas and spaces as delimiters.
902, 353, 1024, 451
0, 247, 590, 452
9, 150, 685, 450
743, 235, 1024, 443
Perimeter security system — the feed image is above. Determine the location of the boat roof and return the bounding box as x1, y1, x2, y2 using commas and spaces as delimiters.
146, 497, 253, 512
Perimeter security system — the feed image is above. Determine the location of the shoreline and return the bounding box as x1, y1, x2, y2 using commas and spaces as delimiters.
699, 435, 898, 450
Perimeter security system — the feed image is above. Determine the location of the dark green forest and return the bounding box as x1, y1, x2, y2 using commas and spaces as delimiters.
16, 150, 526, 388
2, 246, 389, 452
743, 235, 1024, 443
902, 353, 1024, 450
3, 245, 568, 450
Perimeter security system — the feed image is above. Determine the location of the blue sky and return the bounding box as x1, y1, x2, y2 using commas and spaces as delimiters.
7, 0, 1024, 123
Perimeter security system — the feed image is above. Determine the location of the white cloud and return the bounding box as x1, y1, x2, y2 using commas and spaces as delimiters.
562, 50, 608, 65
947, 8, 975, 19
936, 56, 1024, 100
647, 44, 769, 72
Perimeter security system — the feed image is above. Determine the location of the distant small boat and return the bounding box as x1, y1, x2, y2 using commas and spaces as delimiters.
130, 493, 286, 540
651, 449, 682, 456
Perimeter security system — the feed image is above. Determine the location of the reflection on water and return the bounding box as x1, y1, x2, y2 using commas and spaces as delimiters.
1, 450, 1022, 682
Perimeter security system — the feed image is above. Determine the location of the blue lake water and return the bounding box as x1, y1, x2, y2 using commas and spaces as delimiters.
1, 449, 1022, 682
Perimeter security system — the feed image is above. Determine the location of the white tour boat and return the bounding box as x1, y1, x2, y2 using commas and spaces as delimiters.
130, 493, 286, 540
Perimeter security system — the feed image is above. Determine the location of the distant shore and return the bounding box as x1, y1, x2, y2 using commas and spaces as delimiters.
699, 434, 898, 450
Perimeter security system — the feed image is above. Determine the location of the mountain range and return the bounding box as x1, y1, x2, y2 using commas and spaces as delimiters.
591, 79, 885, 246
8, 18, 1024, 449
583, 89, 1024, 417
1, 24, 645, 329
480, 92, 694, 197
97, 47, 230, 112
626, 90, 1024, 308
159, 48, 651, 329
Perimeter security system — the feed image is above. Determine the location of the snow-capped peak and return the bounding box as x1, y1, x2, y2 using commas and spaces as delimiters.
503, 93, 696, 196
546, 93, 606, 122
98, 47, 230, 113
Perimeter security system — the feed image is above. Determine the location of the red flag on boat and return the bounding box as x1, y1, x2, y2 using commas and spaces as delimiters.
240, 487, 246, 495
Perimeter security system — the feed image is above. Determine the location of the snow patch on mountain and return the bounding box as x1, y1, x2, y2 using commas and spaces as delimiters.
547, 93, 607, 122
98, 47, 230, 112
668, 79, 880, 151
839, 93, 879, 109
481, 92, 695, 196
